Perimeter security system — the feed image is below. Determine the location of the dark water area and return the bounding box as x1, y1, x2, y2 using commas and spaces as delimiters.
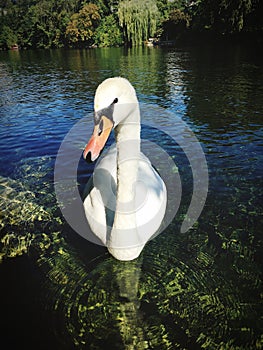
0, 44, 262, 349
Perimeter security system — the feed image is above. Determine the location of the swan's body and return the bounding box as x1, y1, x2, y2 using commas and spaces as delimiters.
83, 77, 167, 260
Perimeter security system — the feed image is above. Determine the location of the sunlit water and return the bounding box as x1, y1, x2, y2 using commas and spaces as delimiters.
0, 45, 262, 349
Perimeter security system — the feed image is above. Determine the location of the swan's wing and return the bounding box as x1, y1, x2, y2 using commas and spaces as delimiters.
136, 153, 167, 240
83, 146, 117, 245
83, 185, 107, 245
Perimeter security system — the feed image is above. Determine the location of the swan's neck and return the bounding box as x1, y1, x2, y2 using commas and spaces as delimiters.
115, 106, 140, 203
109, 105, 141, 249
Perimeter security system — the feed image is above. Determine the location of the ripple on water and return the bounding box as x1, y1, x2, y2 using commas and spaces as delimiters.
33, 221, 262, 350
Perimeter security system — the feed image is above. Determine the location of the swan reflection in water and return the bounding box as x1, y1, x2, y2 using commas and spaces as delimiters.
39, 243, 150, 349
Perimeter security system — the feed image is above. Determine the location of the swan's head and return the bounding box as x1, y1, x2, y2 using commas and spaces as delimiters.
83, 77, 138, 162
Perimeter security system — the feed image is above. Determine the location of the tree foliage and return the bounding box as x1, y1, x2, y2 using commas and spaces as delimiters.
66, 3, 100, 46
0, 0, 262, 49
0, 25, 17, 49
94, 14, 123, 47
118, 0, 159, 45
192, 0, 258, 34
163, 8, 191, 40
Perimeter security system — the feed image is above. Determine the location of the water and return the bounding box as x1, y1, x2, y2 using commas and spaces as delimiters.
0, 45, 262, 349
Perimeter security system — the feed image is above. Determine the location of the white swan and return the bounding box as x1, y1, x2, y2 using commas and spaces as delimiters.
83, 77, 167, 261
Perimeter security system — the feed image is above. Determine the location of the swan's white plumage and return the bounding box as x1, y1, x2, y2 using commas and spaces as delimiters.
83, 77, 167, 260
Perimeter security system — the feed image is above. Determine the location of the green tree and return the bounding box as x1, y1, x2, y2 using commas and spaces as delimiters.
162, 7, 191, 40
118, 0, 160, 45
0, 25, 17, 48
93, 0, 120, 15
94, 14, 123, 47
0, 0, 83, 49
66, 3, 101, 46
26, 1, 56, 48
193, 0, 254, 34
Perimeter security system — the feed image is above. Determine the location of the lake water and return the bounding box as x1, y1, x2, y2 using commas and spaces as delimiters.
0, 44, 262, 349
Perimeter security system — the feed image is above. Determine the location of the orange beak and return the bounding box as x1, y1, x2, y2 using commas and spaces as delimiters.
83, 115, 114, 162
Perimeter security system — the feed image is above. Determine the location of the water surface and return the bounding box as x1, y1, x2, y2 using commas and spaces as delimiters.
0, 45, 262, 349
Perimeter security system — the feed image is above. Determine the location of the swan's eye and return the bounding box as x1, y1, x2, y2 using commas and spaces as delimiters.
113, 98, 118, 104
98, 119, 103, 136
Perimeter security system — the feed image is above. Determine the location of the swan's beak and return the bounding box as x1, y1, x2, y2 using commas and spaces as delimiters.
83, 115, 114, 162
